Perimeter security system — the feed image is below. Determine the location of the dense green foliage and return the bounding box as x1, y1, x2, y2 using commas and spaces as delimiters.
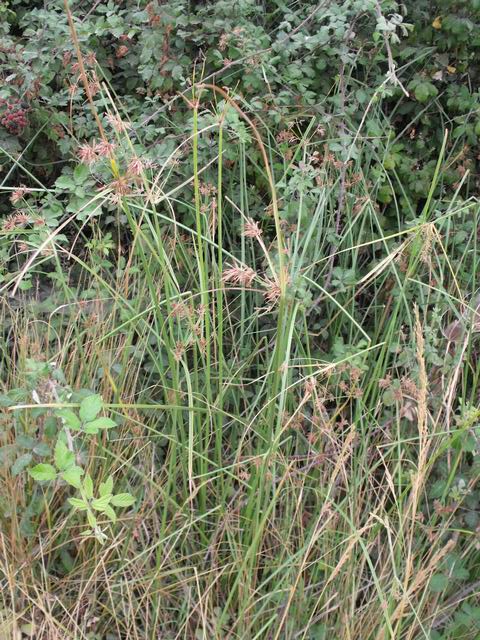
1, 0, 480, 279
1, 1, 480, 639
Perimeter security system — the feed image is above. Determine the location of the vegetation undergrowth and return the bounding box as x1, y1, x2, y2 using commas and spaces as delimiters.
1, 1, 480, 639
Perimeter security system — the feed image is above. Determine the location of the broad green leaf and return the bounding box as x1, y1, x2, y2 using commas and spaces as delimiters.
44, 416, 58, 438
84, 417, 116, 432
111, 493, 135, 508
57, 409, 81, 431
33, 442, 51, 457
11, 453, 32, 476
414, 81, 438, 103
79, 395, 103, 423
83, 422, 99, 435
99, 476, 114, 497
83, 474, 94, 499
73, 163, 89, 182
430, 573, 448, 592
55, 175, 75, 190
68, 497, 88, 510
54, 440, 75, 471
103, 504, 117, 523
29, 463, 57, 482
87, 510, 97, 529
16, 435, 36, 449
62, 466, 84, 489
91, 495, 112, 511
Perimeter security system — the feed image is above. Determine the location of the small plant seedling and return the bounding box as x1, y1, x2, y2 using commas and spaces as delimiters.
28, 389, 135, 543
68, 474, 135, 544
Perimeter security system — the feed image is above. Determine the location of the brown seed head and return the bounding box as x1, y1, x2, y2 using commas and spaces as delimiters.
222, 264, 257, 288
10, 186, 28, 204
262, 276, 281, 307
243, 217, 262, 239
95, 140, 116, 157
78, 141, 98, 165
106, 113, 132, 133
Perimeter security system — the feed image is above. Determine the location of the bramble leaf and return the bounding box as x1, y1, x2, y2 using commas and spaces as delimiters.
62, 465, 84, 488
87, 510, 97, 528
11, 453, 32, 476
99, 476, 114, 497
111, 493, 135, 508
69, 497, 88, 510
84, 417, 116, 433
57, 409, 81, 430
29, 463, 57, 482
79, 395, 103, 423
83, 474, 94, 499
91, 495, 112, 511
103, 505, 117, 523
54, 439, 75, 471
430, 573, 448, 592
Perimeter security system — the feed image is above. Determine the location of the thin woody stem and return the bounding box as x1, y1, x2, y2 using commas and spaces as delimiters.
63, 0, 108, 144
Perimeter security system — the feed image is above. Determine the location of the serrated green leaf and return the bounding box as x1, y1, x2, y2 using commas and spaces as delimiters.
29, 463, 57, 482
62, 465, 84, 488
111, 493, 135, 508
462, 433, 476, 453
11, 453, 32, 476
102, 504, 117, 523
55, 175, 75, 190
99, 476, 114, 497
83, 474, 94, 499
44, 416, 58, 438
79, 395, 103, 423
16, 435, 36, 449
73, 163, 89, 182
56, 409, 81, 430
84, 417, 116, 432
54, 439, 75, 471
33, 442, 51, 457
68, 497, 88, 510
430, 573, 448, 592
87, 510, 97, 528
83, 422, 99, 435
91, 495, 112, 511
414, 81, 438, 103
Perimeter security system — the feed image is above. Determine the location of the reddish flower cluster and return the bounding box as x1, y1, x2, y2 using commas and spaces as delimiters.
0, 99, 29, 135
77, 139, 117, 165
2, 211, 30, 232
222, 264, 257, 288
10, 185, 28, 204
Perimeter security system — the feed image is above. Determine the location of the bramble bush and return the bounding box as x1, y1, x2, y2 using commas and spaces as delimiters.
0, 0, 479, 287
1, 1, 480, 639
